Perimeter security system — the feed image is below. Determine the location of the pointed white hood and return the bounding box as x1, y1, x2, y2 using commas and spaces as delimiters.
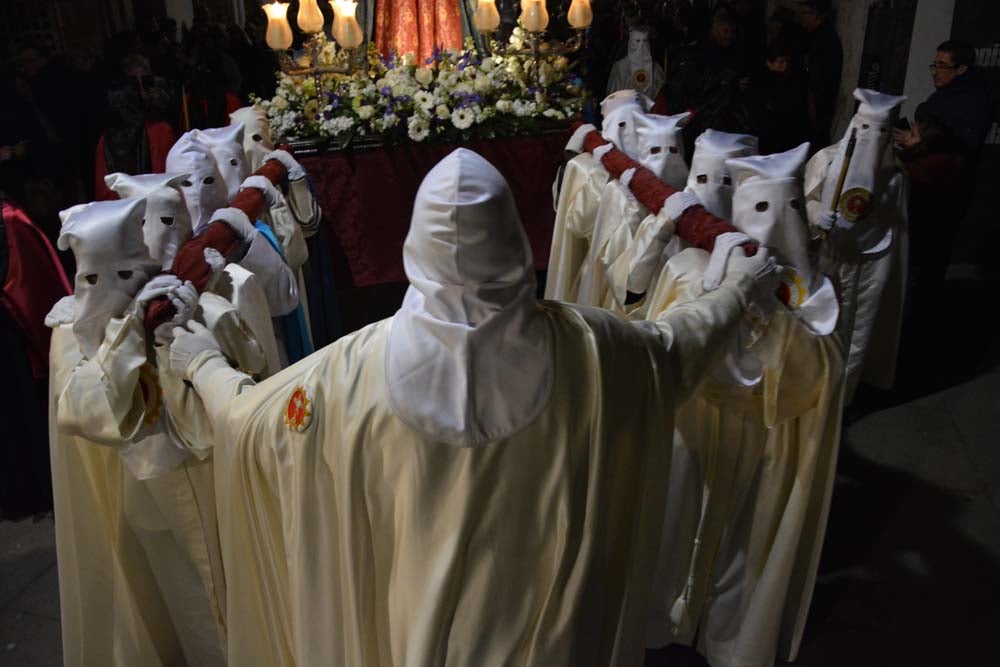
57, 198, 159, 358
685, 129, 759, 220
165, 132, 229, 234
635, 111, 692, 189
821, 88, 906, 225
386, 149, 552, 447
230, 106, 274, 172
600, 90, 650, 159
105, 172, 193, 269
197, 124, 251, 200
729, 143, 838, 334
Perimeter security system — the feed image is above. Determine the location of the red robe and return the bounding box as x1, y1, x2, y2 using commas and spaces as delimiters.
1, 200, 72, 378
93, 120, 178, 200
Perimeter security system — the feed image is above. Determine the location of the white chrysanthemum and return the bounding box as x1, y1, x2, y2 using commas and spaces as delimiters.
407, 115, 431, 142
413, 90, 435, 111
357, 105, 374, 120
451, 107, 475, 130
415, 67, 434, 86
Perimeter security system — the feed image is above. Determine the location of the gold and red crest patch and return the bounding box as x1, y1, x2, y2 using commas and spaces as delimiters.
284, 386, 312, 432
839, 187, 872, 222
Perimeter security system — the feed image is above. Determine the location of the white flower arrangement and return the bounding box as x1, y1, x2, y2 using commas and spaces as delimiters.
256, 36, 586, 147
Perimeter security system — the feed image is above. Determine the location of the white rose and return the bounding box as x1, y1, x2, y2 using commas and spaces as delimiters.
357, 105, 374, 120
415, 67, 434, 86
474, 75, 491, 93
495, 99, 514, 113
272, 95, 288, 111
402, 53, 416, 67
435, 104, 451, 120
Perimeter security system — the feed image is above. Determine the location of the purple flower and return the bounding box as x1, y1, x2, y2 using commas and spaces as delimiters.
381, 86, 392, 96
425, 45, 443, 65
323, 110, 334, 120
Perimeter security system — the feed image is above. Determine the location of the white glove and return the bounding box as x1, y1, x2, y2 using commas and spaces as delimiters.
45, 295, 77, 327
127, 274, 181, 319
153, 281, 199, 344
212, 207, 258, 241
815, 210, 837, 232
202, 247, 227, 292
168, 320, 222, 379
703, 232, 753, 291
240, 175, 285, 209
264, 149, 306, 181
727, 247, 780, 296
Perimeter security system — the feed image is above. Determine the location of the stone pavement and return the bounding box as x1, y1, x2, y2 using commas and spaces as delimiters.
4, 288, 998, 667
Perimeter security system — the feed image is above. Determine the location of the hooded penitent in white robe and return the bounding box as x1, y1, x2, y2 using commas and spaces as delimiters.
176, 148, 764, 666
47, 198, 227, 667
167, 131, 300, 318
639, 146, 844, 667
636, 112, 692, 191
607, 28, 666, 100
805, 88, 907, 400
600, 90, 651, 160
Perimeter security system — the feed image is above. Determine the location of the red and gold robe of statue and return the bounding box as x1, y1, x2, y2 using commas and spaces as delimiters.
375, 0, 463, 61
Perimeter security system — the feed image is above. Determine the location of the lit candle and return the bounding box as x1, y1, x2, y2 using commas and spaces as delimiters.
297, 0, 325, 34
263, 2, 294, 51
330, 0, 364, 49
473, 0, 501, 34
520, 0, 549, 34
567, 0, 593, 29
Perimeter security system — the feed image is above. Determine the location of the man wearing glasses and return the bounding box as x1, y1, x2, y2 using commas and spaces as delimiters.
894, 40, 992, 161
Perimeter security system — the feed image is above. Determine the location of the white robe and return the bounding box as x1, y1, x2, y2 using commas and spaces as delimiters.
805, 146, 908, 399
640, 249, 845, 667
574, 179, 648, 310
185, 275, 758, 666
49, 266, 280, 665
545, 153, 610, 302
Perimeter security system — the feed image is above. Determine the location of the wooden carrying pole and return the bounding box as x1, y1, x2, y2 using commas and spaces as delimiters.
143, 154, 291, 333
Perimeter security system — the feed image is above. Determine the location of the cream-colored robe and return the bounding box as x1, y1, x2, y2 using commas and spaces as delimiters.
49, 321, 226, 667
187, 277, 757, 666
640, 250, 845, 667
545, 153, 610, 302
805, 147, 908, 399
574, 179, 648, 310
49, 266, 280, 666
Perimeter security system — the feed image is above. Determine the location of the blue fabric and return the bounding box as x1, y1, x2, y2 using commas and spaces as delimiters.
254, 221, 314, 363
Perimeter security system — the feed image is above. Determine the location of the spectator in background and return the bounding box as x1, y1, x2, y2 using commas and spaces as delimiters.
746, 39, 809, 154
93, 82, 176, 200
767, 6, 807, 74
894, 105, 966, 331
671, 8, 752, 156
903, 41, 993, 165
797, 0, 842, 150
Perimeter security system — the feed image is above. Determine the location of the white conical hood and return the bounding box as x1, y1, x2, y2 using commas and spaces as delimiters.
57, 198, 159, 357
386, 149, 552, 447
728, 143, 814, 287
230, 106, 274, 171
197, 124, 250, 200
601, 91, 649, 159
105, 172, 193, 269
821, 88, 906, 223
685, 129, 759, 220
166, 132, 229, 233
635, 111, 692, 189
